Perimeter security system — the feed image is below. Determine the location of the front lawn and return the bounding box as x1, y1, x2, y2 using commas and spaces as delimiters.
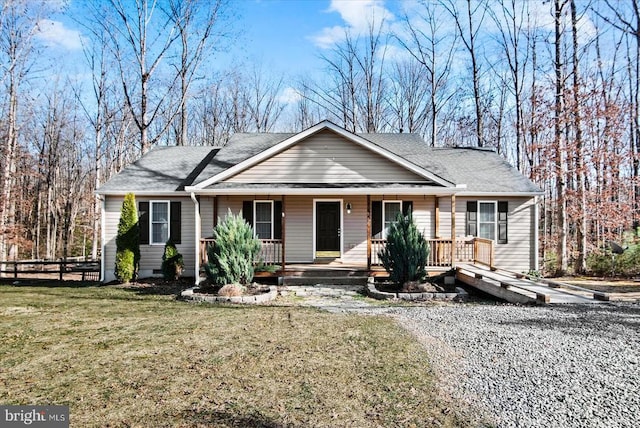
0, 284, 465, 427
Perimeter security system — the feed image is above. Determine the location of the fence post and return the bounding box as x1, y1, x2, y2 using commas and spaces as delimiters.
60, 259, 64, 282
14, 261, 17, 279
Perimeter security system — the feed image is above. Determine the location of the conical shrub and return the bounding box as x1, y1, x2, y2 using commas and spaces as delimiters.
378, 208, 429, 288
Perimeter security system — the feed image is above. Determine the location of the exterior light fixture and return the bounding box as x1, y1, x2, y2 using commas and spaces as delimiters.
346, 203, 352, 214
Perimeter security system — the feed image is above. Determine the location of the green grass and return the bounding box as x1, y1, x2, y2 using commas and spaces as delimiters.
0, 284, 467, 427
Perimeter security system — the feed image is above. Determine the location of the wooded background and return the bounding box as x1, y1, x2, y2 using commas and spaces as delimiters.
0, 0, 637, 276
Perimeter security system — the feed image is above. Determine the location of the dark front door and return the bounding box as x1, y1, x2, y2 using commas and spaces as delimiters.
316, 201, 341, 257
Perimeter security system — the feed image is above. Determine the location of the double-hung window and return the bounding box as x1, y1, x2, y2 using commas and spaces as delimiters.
383, 201, 402, 238
466, 201, 508, 244
478, 202, 496, 240
151, 201, 170, 244
254, 201, 273, 240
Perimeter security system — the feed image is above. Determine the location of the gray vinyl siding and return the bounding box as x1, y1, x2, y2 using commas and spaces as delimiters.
103, 195, 195, 282
210, 195, 438, 265
369, 196, 435, 239
341, 196, 367, 264
452, 197, 535, 272
226, 129, 426, 183
494, 198, 536, 272
284, 196, 314, 262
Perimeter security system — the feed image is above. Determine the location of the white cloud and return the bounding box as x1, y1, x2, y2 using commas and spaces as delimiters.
278, 87, 302, 104
311, 0, 395, 49
35, 19, 83, 51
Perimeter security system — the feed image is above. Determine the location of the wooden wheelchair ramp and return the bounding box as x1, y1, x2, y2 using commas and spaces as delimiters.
456, 264, 609, 304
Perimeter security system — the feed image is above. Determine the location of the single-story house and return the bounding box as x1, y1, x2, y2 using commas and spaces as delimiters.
97, 120, 542, 283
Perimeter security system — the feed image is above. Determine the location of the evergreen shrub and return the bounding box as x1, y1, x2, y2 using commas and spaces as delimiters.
162, 240, 184, 280
204, 209, 261, 286
378, 209, 429, 288
115, 193, 139, 283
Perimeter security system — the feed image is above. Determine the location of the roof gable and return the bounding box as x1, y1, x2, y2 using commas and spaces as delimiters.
225, 129, 429, 184
192, 121, 453, 189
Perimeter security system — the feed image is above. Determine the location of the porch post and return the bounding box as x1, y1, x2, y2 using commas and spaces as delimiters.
366, 195, 371, 270
191, 192, 201, 285
213, 195, 218, 228
533, 196, 539, 272
434, 196, 440, 238
281, 195, 286, 272
450, 194, 456, 267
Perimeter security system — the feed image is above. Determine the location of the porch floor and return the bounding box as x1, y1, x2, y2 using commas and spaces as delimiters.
253, 263, 451, 286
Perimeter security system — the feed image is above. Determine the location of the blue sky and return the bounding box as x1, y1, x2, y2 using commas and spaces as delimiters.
37, 0, 404, 80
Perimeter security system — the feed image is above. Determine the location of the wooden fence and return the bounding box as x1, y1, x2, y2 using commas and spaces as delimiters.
0, 259, 101, 282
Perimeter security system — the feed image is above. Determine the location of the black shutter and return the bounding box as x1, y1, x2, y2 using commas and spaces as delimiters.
498, 201, 508, 244
242, 201, 253, 228
466, 201, 477, 236
274, 201, 282, 239
139, 201, 149, 245
402, 201, 413, 217
170, 201, 181, 244
372, 201, 382, 238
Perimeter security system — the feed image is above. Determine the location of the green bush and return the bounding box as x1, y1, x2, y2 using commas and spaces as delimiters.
114, 249, 135, 283
378, 209, 429, 288
587, 244, 640, 277
204, 209, 261, 286
162, 240, 184, 280
115, 193, 139, 283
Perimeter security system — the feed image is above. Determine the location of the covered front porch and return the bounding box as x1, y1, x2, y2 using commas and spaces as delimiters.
193, 192, 495, 283
199, 236, 495, 273
194, 190, 495, 282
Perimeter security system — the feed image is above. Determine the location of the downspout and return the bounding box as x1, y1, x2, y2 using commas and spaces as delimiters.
99, 195, 105, 282
450, 194, 456, 267
534, 196, 539, 273
191, 192, 201, 285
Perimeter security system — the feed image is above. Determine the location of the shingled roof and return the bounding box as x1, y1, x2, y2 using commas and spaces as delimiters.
97, 125, 541, 195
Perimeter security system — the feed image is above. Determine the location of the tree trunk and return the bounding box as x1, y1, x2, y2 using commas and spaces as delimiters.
554, 0, 568, 276
571, 0, 587, 274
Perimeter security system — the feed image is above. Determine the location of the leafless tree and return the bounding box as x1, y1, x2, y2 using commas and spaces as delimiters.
0, 0, 41, 261
442, 0, 488, 147
396, 0, 459, 145
166, 0, 230, 146
97, 0, 180, 155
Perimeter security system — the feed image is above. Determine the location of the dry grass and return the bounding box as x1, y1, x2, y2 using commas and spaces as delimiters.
557, 277, 640, 301
0, 284, 466, 427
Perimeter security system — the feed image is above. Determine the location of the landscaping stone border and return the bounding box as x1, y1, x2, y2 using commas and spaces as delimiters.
365, 280, 468, 302
181, 286, 278, 304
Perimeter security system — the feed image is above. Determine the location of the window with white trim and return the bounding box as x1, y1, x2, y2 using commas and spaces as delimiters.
478, 201, 496, 240
151, 201, 170, 244
254, 201, 273, 239
383, 201, 402, 238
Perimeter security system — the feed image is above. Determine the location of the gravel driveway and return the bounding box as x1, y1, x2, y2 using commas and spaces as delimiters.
384, 302, 640, 428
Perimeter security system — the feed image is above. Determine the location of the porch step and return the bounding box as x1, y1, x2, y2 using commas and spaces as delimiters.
282, 268, 369, 286
283, 276, 369, 286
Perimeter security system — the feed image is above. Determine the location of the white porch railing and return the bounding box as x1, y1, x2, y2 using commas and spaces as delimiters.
199, 238, 283, 267
371, 237, 494, 269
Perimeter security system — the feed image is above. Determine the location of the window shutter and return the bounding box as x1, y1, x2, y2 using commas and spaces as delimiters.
274, 201, 282, 239
466, 201, 477, 236
139, 201, 149, 245
498, 201, 508, 244
170, 201, 181, 244
242, 201, 253, 228
402, 201, 413, 217
372, 201, 382, 238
